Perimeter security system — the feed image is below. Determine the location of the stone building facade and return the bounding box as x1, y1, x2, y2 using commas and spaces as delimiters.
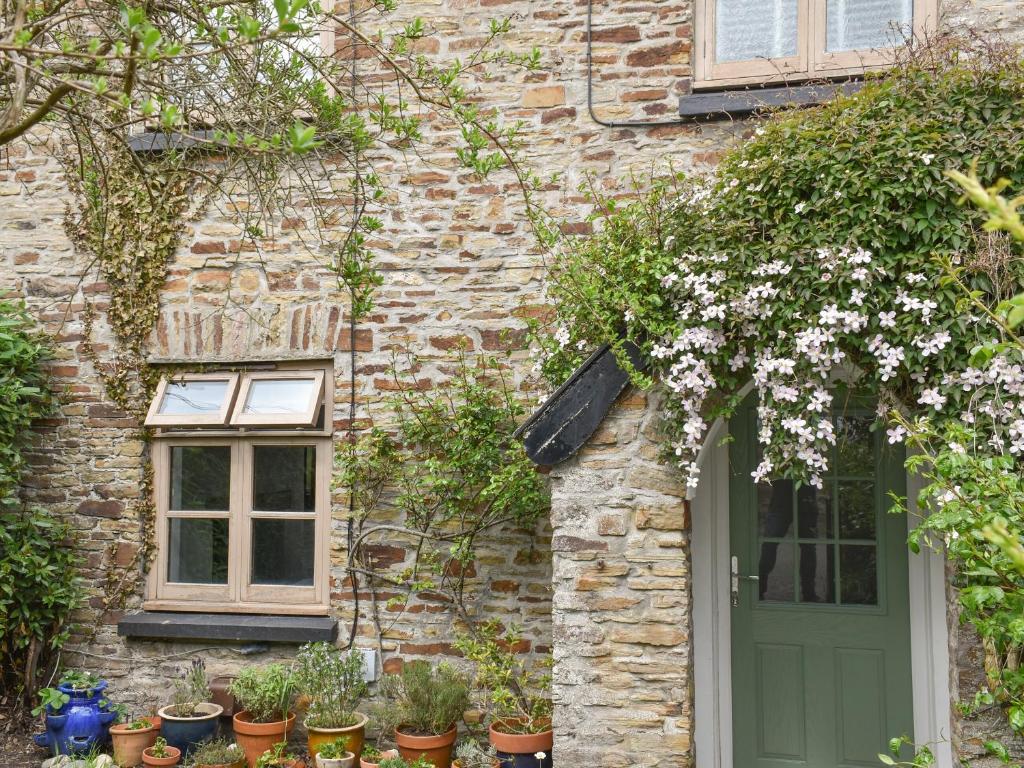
2, 0, 1024, 766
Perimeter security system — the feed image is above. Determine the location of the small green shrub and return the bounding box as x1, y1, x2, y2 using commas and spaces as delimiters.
316, 738, 353, 759
189, 738, 244, 765
149, 737, 170, 758
378, 660, 469, 737
1, 510, 84, 707
229, 663, 295, 723
294, 642, 366, 728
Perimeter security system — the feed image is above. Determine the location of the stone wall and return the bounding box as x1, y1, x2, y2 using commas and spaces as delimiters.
3, 0, 1024, 765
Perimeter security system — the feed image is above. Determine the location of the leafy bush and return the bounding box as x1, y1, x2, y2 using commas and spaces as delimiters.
378, 660, 470, 736
0, 297, 52, 506
294, 642, 366, 729
0, 509, 84, 707
317, 738, 354, 759
229, 663, 295, 723
189, 738, 244, 765
170, 657, 212, 717
456, 621, 552, 735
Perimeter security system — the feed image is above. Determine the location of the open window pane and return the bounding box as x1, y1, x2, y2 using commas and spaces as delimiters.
826, 0, 912, 52
170, 446, 230, 511
250, 519, 315, 586
243, 379, 318, 416
253, 446, 315, 512
168, 518, 229, 584
160, 380, 231, 415
716, 0, 798, 63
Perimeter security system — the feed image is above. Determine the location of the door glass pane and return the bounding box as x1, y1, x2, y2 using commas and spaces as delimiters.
797, 482, 833, 539
840, 545, 878, 604
170, 446, 230, 510
758, 481, 794, 538
838, 481, 876, 540
167, 518, 229, 583
251, 519, 315, 586
716, 0, 798, 63
242, 378, 318, 415
758, 541, 795, 601
835, 414, 874, 476
158, 379, 231, 415
798, 542, 835, 603
253, 446, 315, 512
826, 0, 912, 52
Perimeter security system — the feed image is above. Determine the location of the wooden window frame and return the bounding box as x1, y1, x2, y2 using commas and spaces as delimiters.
146, 434, 332, 615
230, 370, 326, 428
694, 0, 937, 90
145, 373, 240, 427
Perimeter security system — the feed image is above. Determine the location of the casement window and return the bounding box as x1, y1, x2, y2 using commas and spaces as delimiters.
144, 363, 332, 615
694, 0, 937, 88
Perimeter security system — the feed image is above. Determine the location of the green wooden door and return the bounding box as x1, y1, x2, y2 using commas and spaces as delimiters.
730, 397, 914, 768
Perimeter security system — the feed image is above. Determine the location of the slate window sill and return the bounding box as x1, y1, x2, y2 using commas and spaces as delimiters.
118, 612, 337, 643
678, 81, 865, 121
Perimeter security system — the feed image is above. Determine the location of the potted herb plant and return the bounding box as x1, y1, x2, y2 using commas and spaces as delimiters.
255, 741, 305, 768
378, 661, 470, 768
143, 736, 182, 767
455, 622, 553, 768
229, 663, 297, 768
452, 741, 499, 768
190, 738, 246, 768
295, 643, 369, 760
377, 758, 433, 768
315, 737, 356, 768
158, 659, 223, 756
110, 715, 159, 767
358, 745, 398, 768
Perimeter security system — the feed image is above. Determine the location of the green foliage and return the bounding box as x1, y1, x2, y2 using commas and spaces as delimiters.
31, 687, 69, 716
454, 740, 497, 768
0, 297, 52, 506
255, 741, 299, 767
60, 669, 101, 691
294, 642, 367, 729
170, 657, 212, 717
189, 738, 245, 766
229, 663, 296, 723
316, 738, 354, 759
338, 354, 547, 610
455, 621, 552, 735
378, 757, 432, 768
0, 509, 84, 707
149, 737, 170, 759
378, 660, 470, 737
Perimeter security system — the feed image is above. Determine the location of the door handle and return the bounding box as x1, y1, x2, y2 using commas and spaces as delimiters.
730, 555, 759, 607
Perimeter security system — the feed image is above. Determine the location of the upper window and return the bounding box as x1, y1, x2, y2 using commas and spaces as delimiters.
145, 363, 332, 615
695, 0, 937, 88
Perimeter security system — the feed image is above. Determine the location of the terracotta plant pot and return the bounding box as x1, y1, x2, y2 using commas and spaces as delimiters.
231, 710, 296, 768
142, 744, 182, 767
488, 721, 553, 768
111, 720, 160, 767
395, 725, 457, 768
358, 749, 398, 768
316, 753, 356, 768
307, 712, 368, 760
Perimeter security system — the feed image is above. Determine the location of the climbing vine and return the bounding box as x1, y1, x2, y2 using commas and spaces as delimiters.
536, 36, 1024, 757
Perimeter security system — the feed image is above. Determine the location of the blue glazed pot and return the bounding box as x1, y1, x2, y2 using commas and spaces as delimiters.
158, 702, 223, 756
33, 680, 117, 756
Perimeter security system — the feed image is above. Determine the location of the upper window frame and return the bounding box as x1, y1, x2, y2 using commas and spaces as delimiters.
230, 370, 326, 428
693, 0, 937, 90
145, 372, 240, 427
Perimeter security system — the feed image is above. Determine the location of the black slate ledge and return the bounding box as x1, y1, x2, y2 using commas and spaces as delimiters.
678, 81, 865, 120
118, 612, 337, 643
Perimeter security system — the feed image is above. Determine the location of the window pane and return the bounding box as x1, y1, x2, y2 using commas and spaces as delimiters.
168, 518, 229, 584
838, 481, 876, 540
159, 380, 230, 415
758, 541, 795, 602
798, 542, 835, 603
251, 519, 315, 586
758, 480, 793, 538
716, 0, 798, 63
242, 378, 317, 416
826, 0, 912, 52
253, 446, 315, 512
840, 545, 878, 605
835, 414, 874, 476
797, 482, 833, 539
170, 446, 230, 510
